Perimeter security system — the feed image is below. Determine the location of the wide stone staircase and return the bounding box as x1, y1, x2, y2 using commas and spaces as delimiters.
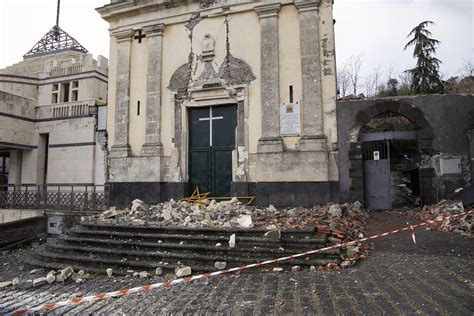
25, 222, 340, 275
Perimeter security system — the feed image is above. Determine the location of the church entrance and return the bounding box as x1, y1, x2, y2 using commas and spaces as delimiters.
188, 105, 237, 197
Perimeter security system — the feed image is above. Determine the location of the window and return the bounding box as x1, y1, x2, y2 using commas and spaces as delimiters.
51, 84, 59, 104
61, 82, 70, 102
52, 80, 80, 104
71, 81, 79, 101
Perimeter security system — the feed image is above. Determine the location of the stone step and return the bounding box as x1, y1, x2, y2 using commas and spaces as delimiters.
58, 235, 335, 255
47, 240, 340, 264
28, 222, 338, 276
69, 227, 327, 246
33, 245, 338, 275
80, 222, 317, 238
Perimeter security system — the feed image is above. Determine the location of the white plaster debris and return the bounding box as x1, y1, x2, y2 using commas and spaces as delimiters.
60, 266, 74, 280
229, 234, 236, 248
175, 266, 192, 277
264, 229, 281, 240
46, 271, 56, 284
214, 261, 227, 270
138, 271, 151, 278
273, 267, 283, 272
12, 277, 19, 286
33, 277, 48, 287
106, 268, 113, 278
0, 281, 12, 289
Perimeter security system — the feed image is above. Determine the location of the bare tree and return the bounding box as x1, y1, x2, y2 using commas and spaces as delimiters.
365, 65, 383, 97
460, 60, 474, 77
346, 55, 363, 95
337, 66, 351, 98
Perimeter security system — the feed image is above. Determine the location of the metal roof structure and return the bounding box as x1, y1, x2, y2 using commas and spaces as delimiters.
23, 0, 88, 58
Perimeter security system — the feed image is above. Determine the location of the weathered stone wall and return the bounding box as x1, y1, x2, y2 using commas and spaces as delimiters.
337, 94, 474, 205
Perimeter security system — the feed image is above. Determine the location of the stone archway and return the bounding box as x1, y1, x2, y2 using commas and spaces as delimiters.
347, 100, 435, 208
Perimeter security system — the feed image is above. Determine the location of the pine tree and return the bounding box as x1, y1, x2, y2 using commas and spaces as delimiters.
404, 21, 444, 94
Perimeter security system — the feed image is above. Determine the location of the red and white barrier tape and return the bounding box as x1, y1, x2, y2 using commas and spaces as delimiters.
11, 209, 473, 315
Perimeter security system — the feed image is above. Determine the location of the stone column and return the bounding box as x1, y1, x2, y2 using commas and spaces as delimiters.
295, 0, 326, 151
255, 3, 283, 153
142, 24, 165, 156
110, 29, 133, 158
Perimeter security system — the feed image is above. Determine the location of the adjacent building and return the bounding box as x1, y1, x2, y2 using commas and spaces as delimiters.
0, 23, 109, 202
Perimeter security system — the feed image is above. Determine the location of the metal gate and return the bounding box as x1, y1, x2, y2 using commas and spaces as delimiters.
188, 105, 236, 197
362, 140, 391, 210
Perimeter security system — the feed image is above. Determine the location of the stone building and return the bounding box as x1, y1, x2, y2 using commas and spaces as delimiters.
98, 0, 338, 207
337, 95, 474, 210
0, 23, 109, 195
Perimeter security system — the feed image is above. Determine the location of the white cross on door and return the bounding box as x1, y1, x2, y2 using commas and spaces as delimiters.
198, 107, 223, 146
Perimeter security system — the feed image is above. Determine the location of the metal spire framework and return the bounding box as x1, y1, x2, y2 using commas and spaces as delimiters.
23, 0, 88, 58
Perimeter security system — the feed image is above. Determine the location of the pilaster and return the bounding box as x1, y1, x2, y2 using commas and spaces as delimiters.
255, 3, 283, 153
141, 23, 165, 157
110, 29, 133, 158
295, 0, 325, 151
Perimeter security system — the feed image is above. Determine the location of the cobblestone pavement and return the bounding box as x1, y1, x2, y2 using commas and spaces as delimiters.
1, 212, 473, 315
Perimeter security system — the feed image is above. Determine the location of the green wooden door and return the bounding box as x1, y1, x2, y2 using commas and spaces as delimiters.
189, 105, 236, 196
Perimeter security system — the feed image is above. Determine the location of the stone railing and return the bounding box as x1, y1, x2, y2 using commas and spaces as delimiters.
36, 99, 96, 120
49, 65, 83, 77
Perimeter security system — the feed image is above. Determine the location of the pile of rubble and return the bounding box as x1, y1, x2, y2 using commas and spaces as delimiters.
98, 199, 369, 269
100, 199, 367, 233
0, 266, 90, 290
406, 200, 473, 237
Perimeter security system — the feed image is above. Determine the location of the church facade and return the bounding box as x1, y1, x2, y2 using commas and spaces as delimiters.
98, 0, 338, 206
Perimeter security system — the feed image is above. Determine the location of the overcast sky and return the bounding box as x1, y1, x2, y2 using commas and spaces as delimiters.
1, 0, 472, 85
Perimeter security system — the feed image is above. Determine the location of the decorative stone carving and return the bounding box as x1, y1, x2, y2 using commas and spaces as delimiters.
200, 0, 217, 9
201, 34, 215, 61
168, 63, 192, 98
218, 54, 256, 86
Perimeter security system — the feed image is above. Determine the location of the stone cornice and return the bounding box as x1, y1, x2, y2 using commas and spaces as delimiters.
255, 3, 281, 19
294, 0, 321, 12
143, 23, 165, 37
111, 29, 134, 42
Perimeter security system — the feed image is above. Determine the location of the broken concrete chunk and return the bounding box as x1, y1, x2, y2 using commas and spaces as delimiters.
175, 266, 192, 277
236, 215, 253, 228
33, 277, 48, 287
155, 268, 163, 276
215, 242, 222, 247
12, 277, 20, 286
106, 268, 113, 278
0, 281, 12, 289
77, 270, 85, 276
273, 267, 283, 272
291, 266, 300, 272
55, 274, 65, 283
131, 199, 149, 214
46, 271, 56, 284
139, 271, 150, 278
309, 266, 316, 271
229, 234, 236, 248
214, 262, 227, 270
60, 266, 74, 279
75, 278, 84, 284
328, 204, 342, 218
264, 229, 281, 240
133, 272, 139, 278
266, 224, 277, 230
